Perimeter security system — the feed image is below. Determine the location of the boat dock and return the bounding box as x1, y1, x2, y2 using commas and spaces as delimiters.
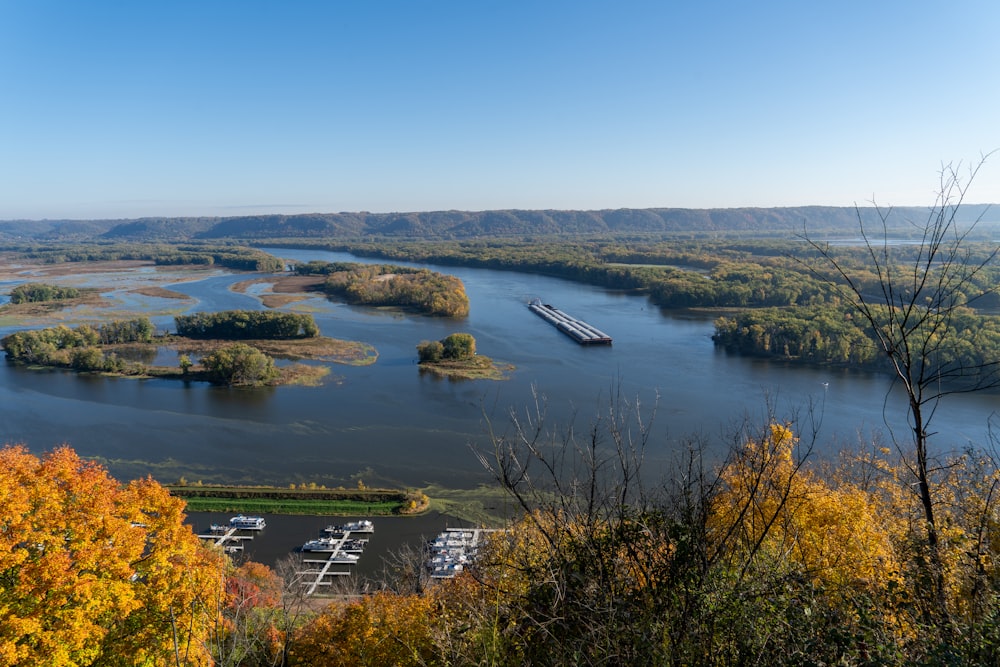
528, 299, 612, 345
298, 523, 373, 596
197, 523, 257, 551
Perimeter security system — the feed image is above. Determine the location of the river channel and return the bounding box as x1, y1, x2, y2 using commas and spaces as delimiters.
1, 247, 997, 495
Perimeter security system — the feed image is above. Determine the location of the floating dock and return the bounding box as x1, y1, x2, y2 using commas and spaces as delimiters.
528, 299, 612, 345
298, 523, 373, 596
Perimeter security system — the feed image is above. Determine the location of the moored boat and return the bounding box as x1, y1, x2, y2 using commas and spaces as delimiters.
229, 514, 266, 530
330, 552, 360, 563
301, 537, 339, 552
324, 519, 374, 534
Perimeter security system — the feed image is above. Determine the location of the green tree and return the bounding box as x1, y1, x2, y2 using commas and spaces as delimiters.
416, 340, 444, 362
8, 282, 80, 304
202, 343, 279, 386
441, 333, 475, 360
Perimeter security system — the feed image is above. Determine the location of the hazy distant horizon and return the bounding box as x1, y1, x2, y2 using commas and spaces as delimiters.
2, 200, 999, 225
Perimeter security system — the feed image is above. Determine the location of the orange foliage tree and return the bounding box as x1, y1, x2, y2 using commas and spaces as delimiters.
207, 560, 288, 666
0, 445, 227, 666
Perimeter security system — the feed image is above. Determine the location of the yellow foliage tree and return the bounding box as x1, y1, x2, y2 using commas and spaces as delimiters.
848, 444, 1000, 627
288, 591, 437, 666
0, 445, 226, 666
710, 424, 902, 597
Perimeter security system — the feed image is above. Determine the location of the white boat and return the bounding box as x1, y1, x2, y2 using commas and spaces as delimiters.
301, 537, 339, 552
341, 539, 368, 552
330, 552, 360, 563
431, 536, 467, 549
431, 562, 464, 578
430, 552, 468, 566
324, 519, 374, 534
229, 515, 266, 530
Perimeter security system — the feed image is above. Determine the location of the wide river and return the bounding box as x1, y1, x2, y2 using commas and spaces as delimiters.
1, 247, 998, 494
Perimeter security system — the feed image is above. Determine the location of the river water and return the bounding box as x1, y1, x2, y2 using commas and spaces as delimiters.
1, 248, 997, 494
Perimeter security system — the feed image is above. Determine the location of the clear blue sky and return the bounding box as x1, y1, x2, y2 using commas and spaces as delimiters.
1, 1, 998, 220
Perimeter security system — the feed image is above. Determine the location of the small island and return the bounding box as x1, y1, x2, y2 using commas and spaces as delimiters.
1, 310, 376, 387
416, 332, 512, 380
1, 281, 109, 316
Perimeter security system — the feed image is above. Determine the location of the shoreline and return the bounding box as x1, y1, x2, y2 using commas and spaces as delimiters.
169, 483, 513, 527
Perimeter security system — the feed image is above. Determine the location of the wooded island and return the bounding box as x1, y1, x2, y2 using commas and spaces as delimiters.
294, 260, 470, 317
416, 332, 512, 380
0, 311, 374, 386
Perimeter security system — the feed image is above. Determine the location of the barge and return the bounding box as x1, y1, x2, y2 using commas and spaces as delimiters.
528, 298, 612, 345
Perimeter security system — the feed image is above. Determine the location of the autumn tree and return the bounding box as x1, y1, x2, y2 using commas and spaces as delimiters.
0, 445, 227, 666
478, 385, 677, 664
288, 591, 437, 666
209, 560, 286, 667
802, 156, 1000, 633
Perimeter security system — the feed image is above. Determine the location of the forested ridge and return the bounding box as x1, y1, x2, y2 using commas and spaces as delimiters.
1, 204, 995, 242
0, 242, 284, 272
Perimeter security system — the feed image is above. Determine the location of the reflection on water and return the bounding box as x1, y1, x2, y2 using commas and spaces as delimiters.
112, 346, 159, 365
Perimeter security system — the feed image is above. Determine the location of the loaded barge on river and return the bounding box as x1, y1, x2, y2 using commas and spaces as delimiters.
528, 298, 612, 345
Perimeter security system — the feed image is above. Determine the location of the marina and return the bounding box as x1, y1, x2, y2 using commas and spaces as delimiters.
298, 521, 374, 595
528, 298, 612, 344
427, 527, 500, 579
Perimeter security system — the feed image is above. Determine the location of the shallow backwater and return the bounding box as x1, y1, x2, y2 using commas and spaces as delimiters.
0, 249, 997, 493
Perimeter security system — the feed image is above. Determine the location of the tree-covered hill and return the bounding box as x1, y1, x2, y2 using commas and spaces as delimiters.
1, 204, 995, 242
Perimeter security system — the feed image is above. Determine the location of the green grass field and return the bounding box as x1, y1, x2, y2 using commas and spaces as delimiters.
177, 496, 402, 515
167, 484, 420, 516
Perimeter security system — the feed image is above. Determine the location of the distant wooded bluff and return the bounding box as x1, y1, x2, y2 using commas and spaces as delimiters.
1, 204, 995, 242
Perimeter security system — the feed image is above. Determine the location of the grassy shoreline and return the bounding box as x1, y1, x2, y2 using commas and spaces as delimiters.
417, 355, 513, 380
168, 484, 430, 516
